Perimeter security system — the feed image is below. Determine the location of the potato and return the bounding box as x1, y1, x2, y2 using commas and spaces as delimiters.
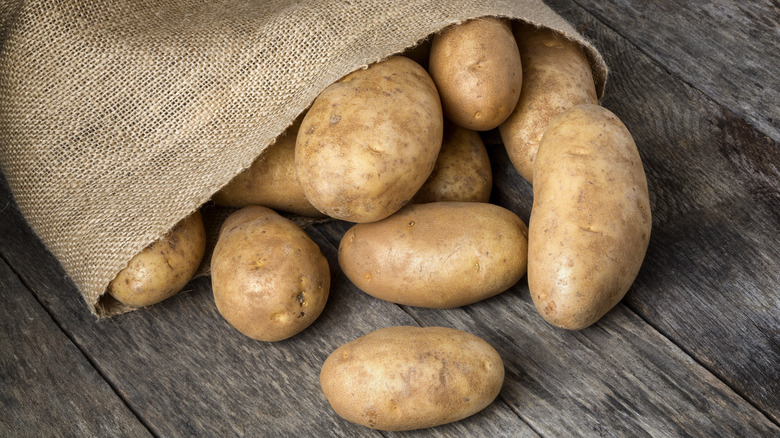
320, 326, 504, 431
211, 206, 329, 341
211, 119, 323, 217
412, 121, 492, 204
339, 202, 527, 308
295, 56, 443, 223
429, 17, 522, 131
528, 104, 651, 330
499, 23, 598, 183
108, 211, 206, 307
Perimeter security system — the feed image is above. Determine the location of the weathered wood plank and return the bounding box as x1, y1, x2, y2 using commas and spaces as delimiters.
571, 0, 780, 142
521, 0, 780, 423
412, 298, 777, 437
0, 174, 535, 436
0, 0, 777, 435
306, 226, 540, 438
315, 219, 779, 437
0, 256, 150, 437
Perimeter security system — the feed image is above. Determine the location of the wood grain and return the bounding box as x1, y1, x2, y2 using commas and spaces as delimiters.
0, 176, 534, 436
315, 219, 779, 437
0, 257, 150, 437
1, 0, 778, 435
571, 0, 780, 142
532, 0, 780, 423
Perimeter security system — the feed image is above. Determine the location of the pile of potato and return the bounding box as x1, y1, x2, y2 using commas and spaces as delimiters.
106, 17, 651, 431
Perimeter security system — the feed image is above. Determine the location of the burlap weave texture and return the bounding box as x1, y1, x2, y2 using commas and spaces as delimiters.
0, 0, 606, 317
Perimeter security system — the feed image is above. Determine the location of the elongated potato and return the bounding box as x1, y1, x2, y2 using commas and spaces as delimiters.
339, 202, 527, 308
320, 326, 504, 431
212, 119, 323, 217
412, 121, 492, 204
108, 211, 206, 307
528, 104, 651, 330
429, 17, 522, 131
296, 56, 443, 223
211, 206, 330, 341
499, 23, 598, 183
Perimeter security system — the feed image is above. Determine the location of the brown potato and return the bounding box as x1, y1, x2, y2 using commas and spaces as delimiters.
108, 211, 206, 307
412, 121, 492, 204
429, 17, 522, 131
296, 56, 443, 223
528, 104, 651, 330
212, 119, 323, 217
339, 202, 528, 308
499, 23, 598, 183
320, 326, 504, 431
211, 206, 330, 341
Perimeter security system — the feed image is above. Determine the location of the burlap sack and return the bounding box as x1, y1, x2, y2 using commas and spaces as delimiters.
0, 0, 606, 318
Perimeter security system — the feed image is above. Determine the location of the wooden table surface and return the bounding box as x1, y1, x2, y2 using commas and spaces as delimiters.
2, 1, 778, 436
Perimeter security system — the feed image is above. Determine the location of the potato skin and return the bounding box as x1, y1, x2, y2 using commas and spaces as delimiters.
320, 326, 504, 431
339, 202, 527, 308
413, 121, 492, 204
108, 211, 205, 307
528, 104, 651, 330
429, 17, 522, 131
499, 23, 598, 183
212, 119, 323, 217
296, 56, 443, 223
211, 206, 330, 341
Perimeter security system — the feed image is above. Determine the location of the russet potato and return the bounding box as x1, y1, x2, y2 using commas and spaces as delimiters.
108, 211, 206, 307
211, 206, 330, 341
412, 121, 492, 204
429, 17, 522, 131
212, 118, 323, 217
528, 104, 651, 330
320, 326, 504, 431
295, 56, 443, 223
339, 202, 528, 308
499, 23, 598, 183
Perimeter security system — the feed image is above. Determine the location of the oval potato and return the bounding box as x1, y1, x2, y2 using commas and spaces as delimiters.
296, 56, 443, 223
320, 326, 504, 431
528, 104, 651, 330
413, 121, 492, 204
211, 206, 330, 341
339, 202, 527, 308
212, 119, 323, 217
429, 17, 522, 131
499, 23, 598, 183
108, 210, 206, 307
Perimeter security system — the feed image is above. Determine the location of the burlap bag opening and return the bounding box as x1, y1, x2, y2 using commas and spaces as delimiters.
0, 0, 607, 318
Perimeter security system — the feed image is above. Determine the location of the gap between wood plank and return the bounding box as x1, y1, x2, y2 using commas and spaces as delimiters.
516, 1, 779, 425
492, 145, 780, 428
578, 10, 780, 421
445, 304, 548, 438
306, 224, 544, 437
0, 250, 160, 438
307, 220, 776, 436
620, 297, 780, 429
567, 0, 777, 143
393, 303, 547, 438
306, 224, 543, 438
